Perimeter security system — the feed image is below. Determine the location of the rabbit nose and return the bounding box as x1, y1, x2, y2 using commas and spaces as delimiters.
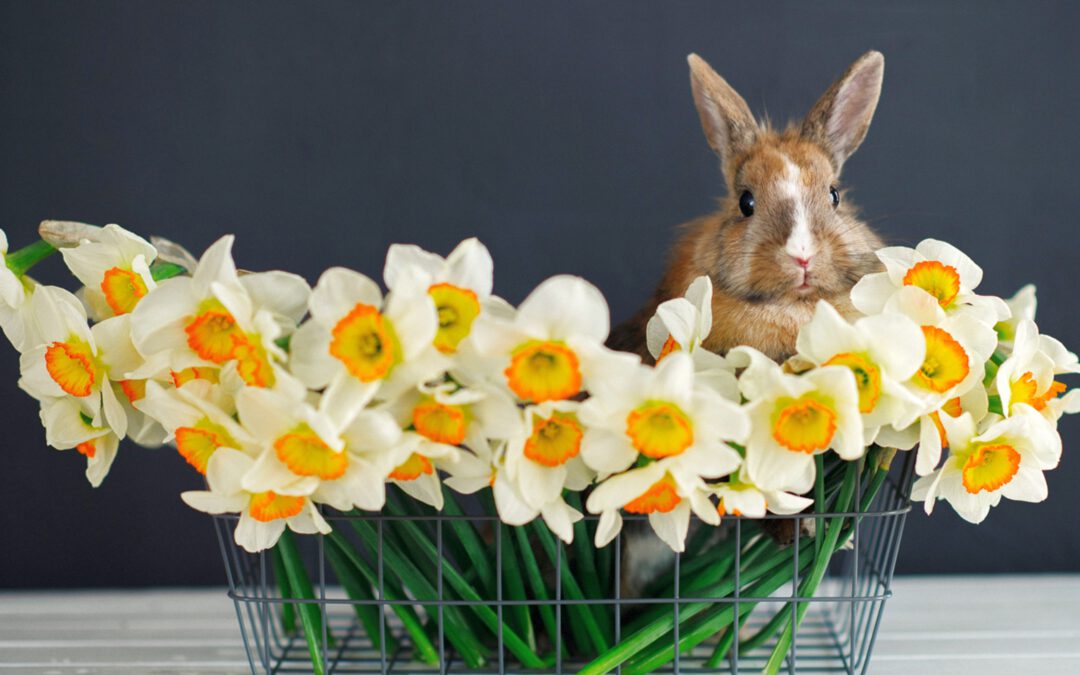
790, 255, 813, 269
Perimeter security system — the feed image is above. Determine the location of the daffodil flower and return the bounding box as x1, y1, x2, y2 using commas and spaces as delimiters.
0, 229, 40, 351
442, 436, 583, 543
468, 275, 637, 404
729, 346, 863, 494
712, 468, 814, 519
383, 379, 521, 452
645, 275, 738, 399
137, 379, 257, 475
19, 286, 141, 442
503, 400, 594, 509
586, 461, 720, 552
795, 300, 926, 444
384, 238, 511, 354
912, 407, 1061, 524
851, 238, 1009, 326
994, 285, 1036, 354
995, 319, 1080, 425
382, 431, 460, 510
130, 236, 309, 398
579, 352, 746, 478
60, 224, 158, 319
234, 387, 402, 513
290, 267, 448, 428
182, 447, 331, 553
870, 286, 999, 475
38, 396, 121, 487
876, 384, 989, 477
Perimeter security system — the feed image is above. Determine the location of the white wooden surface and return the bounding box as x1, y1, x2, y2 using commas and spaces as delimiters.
0, 575, 1077, 673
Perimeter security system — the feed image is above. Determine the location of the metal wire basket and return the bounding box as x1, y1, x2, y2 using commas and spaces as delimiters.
215, 450, 914, 674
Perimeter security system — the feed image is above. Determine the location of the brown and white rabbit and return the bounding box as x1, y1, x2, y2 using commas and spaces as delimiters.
609, 51, 887, 597
609, 50, 886, 364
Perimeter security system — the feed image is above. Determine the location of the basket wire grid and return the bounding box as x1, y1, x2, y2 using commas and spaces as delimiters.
215, 451, 915, 674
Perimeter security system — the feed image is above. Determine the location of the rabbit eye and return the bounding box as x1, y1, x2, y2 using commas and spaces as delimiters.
739, 190, 755, 217
829, 186, 840, 207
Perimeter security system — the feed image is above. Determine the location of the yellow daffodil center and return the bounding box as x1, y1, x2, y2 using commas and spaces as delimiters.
171, 366, 220, 388
625, 401, 694, 459
249, 491, 305, 522
118, 379, 146, 403
505, 340, 582, 403
412, 399, 468, 445
523, 411, 583, 467
903, 260, 960, 308
273, 425, 347, 480
1009, 372, 1066, 413
916, 326, 969, 393
822, 352, 881, 413
231, 333, 276, 388
45, 338, 98, 397
185, 301, 242, 364
100, 266, 149, 315
624, 473, 681, 514
772, 397, 837, 454
389, 453, 434, 481
175, 418, 239, 474
428, 283, 481, 353
658, 335, 681, 362
961, 443, 1021, 494
329, 303, 400, 382
76, 440, 97, 458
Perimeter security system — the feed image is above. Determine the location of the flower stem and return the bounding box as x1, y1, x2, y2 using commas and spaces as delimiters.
270, 546, 298, 635
5, 239, 55, 277
442, 487, 497, 598
324, 531, 438, 665
276, 532, 327, 675
392, 517, 548, 669
529, 520, 611, 656
323, 535, 400, 656
762, 461, 859, 675
565, 492, 613, 637
513, 524, 564, 660
347, 519, 488, 667
499, 523, 537, 651
149, 260, 187, 281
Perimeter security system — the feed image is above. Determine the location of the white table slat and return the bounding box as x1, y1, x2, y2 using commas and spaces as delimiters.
0, 575, 1076, 673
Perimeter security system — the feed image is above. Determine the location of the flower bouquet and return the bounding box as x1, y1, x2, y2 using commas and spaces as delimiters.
5, 220, 1076, 673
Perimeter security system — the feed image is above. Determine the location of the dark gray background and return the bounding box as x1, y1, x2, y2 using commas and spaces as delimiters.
2, 0, 1077, 587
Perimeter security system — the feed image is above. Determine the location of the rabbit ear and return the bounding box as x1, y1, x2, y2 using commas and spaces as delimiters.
688, 54, 758, 176
802, 51, 884, 173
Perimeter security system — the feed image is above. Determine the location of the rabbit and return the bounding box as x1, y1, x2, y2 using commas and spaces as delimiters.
607, 51, 887, 598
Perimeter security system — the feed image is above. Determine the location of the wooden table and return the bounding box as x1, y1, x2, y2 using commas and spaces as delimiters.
1, 575, 1077, 673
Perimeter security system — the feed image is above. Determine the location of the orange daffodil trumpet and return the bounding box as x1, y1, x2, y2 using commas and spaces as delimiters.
3, 225, 1078, 551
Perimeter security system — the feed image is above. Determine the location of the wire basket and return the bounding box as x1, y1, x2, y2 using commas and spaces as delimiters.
215, 450, 915, 674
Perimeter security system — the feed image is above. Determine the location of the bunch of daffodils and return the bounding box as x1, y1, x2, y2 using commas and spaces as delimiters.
5, 224, 1077, 558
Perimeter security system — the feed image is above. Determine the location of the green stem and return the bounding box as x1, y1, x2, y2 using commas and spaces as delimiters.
988, 394, 1004, 416
5, 240, 55, 277
814, 454, 826, 558
530, 521, 611, 656
578, 536, 814, 675
270, 546, 298, 635
762, 461, 859, 675
990, 350, 1007, 367
347, 520, 488, 668
323, 536, 399, 655
276, 532, 326, 675
392, 517, 547, 669
620, 540, 817, 675
513, 525, 563, 660
499, 524, 536, 651
442, 488, 497, 598
324, 531, 439, 665
704, 625, 736, 668
565, 492, 612, 637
